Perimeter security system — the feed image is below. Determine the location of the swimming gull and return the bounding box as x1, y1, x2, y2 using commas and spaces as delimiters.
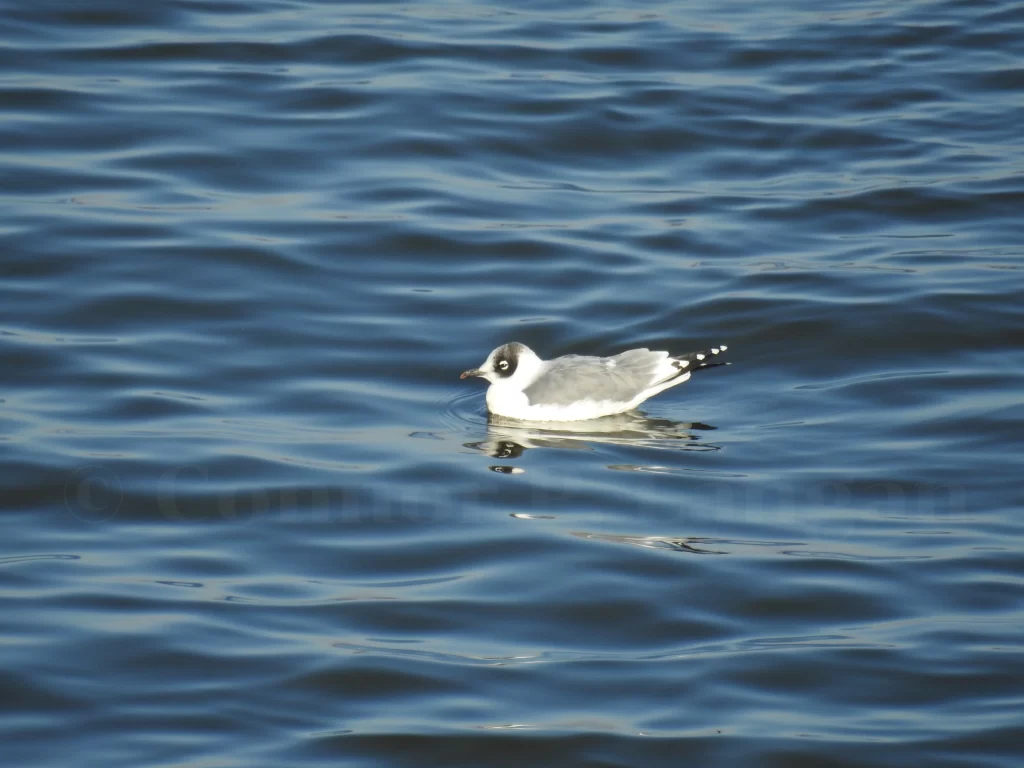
460, 341, 729, 420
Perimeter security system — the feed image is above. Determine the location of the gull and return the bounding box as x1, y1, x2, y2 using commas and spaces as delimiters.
460, 341, 728, 421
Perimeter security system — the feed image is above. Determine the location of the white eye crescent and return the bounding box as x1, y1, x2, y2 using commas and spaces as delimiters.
498, 360, 509, 370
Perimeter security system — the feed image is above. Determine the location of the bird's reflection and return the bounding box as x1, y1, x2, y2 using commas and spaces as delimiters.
465, 410, 719, 460
572, 531, 727, 555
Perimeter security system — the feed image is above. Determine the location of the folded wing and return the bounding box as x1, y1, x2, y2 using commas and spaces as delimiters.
522, 349, 672, 407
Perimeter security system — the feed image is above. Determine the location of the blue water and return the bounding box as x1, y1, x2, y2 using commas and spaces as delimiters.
3, 1, 1023, 765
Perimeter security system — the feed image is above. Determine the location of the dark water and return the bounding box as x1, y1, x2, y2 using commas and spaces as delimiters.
3, 1, 1023, 765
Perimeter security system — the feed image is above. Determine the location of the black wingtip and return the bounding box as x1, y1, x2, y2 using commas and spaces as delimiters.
673, 344, 730, 373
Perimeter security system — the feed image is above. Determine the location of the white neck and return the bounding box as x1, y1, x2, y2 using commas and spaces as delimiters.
504, 348, 544, 388
484, 349, 545, 418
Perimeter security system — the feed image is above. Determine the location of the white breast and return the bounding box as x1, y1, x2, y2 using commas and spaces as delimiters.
485, 380, 532, 418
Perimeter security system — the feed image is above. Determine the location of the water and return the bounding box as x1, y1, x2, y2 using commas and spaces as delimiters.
2, 1, 1023, 765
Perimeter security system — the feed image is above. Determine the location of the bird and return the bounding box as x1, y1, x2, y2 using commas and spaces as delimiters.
460, 341, 728, 421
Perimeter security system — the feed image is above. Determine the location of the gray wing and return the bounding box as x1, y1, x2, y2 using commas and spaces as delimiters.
522, 349, 670, 407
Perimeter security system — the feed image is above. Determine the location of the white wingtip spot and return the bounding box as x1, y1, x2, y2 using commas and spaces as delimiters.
721, 345, 728, 351
679, 360, 689, 368
696, 353, 705, 360
711, 348, 720, 354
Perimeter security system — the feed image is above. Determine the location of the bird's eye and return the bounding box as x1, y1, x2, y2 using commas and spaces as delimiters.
498, 360, 509, 370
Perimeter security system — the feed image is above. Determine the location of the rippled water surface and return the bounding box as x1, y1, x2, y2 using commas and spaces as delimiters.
3, 1, 1023, 765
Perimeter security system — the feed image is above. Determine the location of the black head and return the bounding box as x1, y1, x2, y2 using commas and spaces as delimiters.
460, 341, 533, 383
490, 341, 526, 379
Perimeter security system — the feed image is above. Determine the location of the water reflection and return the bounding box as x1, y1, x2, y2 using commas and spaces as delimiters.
572, 532, 727, 555
466, 411, 720, 460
